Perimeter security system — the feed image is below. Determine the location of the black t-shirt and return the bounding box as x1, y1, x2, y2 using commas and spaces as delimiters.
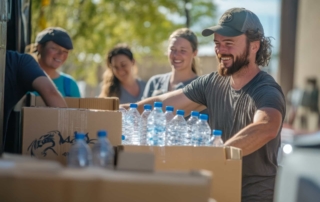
183, 71, 286, 202
3, 51, 46, 139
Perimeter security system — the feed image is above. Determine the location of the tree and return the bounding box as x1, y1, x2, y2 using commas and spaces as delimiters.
31, 0, 216, 86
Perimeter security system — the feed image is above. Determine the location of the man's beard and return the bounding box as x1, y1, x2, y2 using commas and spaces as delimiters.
217, 43, 250, 76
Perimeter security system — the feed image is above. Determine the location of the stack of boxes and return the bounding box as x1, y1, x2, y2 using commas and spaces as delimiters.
11, 96, 243, 201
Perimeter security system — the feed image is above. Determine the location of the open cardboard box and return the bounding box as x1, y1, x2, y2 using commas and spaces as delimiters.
0, 153, 212, 202
119, 145, 242, 202
21, 96, 122, 165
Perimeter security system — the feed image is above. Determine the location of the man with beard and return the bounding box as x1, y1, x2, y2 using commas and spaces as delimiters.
123, 8, 285, 202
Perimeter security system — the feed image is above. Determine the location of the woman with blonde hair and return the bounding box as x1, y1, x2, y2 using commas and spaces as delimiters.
99, 44, 146, 103
142, 28, 200, 99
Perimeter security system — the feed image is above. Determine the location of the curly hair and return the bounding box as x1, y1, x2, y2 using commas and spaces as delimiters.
245, 29, 273, 67
99, 44, 135, 98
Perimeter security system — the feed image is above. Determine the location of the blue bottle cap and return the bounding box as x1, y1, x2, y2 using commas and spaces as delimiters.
121, 135, 125, 140
130, 103, 138, 108
97, 130, 107, 137
166, 106, 174, 112
177, 109, 185, 116
212, 130, 222, 136
75, 132, 85, 140
199, 114, 208, 121
144, 104, 152, 110
191, 111, 199, 117
154, 102, 162, 108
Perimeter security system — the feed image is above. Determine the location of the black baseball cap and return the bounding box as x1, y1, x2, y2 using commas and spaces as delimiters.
202, 8, 264, 37
35, 27, 73, 50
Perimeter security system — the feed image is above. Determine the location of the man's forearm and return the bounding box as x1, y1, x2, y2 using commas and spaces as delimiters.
224, 108, 282, 156
224, 122, 278, 156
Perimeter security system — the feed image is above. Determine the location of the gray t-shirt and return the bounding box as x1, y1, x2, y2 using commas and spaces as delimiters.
119, 79, 146, 104
142, 72, 197, 99
183, 71, 286, 202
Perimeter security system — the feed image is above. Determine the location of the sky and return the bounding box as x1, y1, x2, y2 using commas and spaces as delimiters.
198, 0, 281, 56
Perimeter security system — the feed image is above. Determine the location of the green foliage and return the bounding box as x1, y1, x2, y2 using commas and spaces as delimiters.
31, 0, 216, 85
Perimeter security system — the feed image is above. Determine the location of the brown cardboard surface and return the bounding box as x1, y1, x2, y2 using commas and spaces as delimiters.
0, 162, 212, 202
22, 107, 121, 165
65, 98, 80, 108
122, 145, 242, 202
79, 97, 119, 110
117, 151, 155, 172
30, 94, 119, 110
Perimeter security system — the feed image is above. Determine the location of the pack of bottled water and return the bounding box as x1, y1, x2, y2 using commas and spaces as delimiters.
119, 103, 216, 147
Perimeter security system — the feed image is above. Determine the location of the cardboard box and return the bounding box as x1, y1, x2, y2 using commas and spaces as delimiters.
29, 95, 119, 110
121, 145, 242, 202
0, 155, 212, 202
22, 107, 121, 165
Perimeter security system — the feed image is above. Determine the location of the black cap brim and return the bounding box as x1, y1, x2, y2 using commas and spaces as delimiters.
202, 25, 244, 37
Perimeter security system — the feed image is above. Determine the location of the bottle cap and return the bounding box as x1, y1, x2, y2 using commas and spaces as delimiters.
166, 106, 174, 112
97, 130, 107, 137
130, 103, 138, 108
199, 114, 208, 121
177, 109, 185, 116
144, 104, 152, 110
154, 102, 163, 108
212, 130, 222, 136
75, 132, 85, 140
191, 111, 199, 117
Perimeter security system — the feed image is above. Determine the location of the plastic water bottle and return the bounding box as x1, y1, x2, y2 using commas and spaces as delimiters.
126, 103, 141, 145
186, 111, 199, 145
207, 130, 224, 147
192, 114, 211, 146
92, 130, 114, 168
164, 106, 175, 124
147, 102, 166, 146
140, 104, 152, 145
119, 107, 128, 144
68, 132, 92, 168
167, 109, 188, 146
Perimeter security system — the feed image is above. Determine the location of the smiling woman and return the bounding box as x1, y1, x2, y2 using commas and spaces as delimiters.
99, 44, 146, 104
142, 28, 199, 99
32, 27, 81, 97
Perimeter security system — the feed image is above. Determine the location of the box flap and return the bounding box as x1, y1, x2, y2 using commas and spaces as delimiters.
65, 98, 80, 108
29, 95, 119, 110
79, 97, 119, 110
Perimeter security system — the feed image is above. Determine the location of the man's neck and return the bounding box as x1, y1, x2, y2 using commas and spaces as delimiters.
230, 63, 260, 90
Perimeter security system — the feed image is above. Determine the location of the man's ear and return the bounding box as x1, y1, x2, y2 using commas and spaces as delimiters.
251, 41, 260, 53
